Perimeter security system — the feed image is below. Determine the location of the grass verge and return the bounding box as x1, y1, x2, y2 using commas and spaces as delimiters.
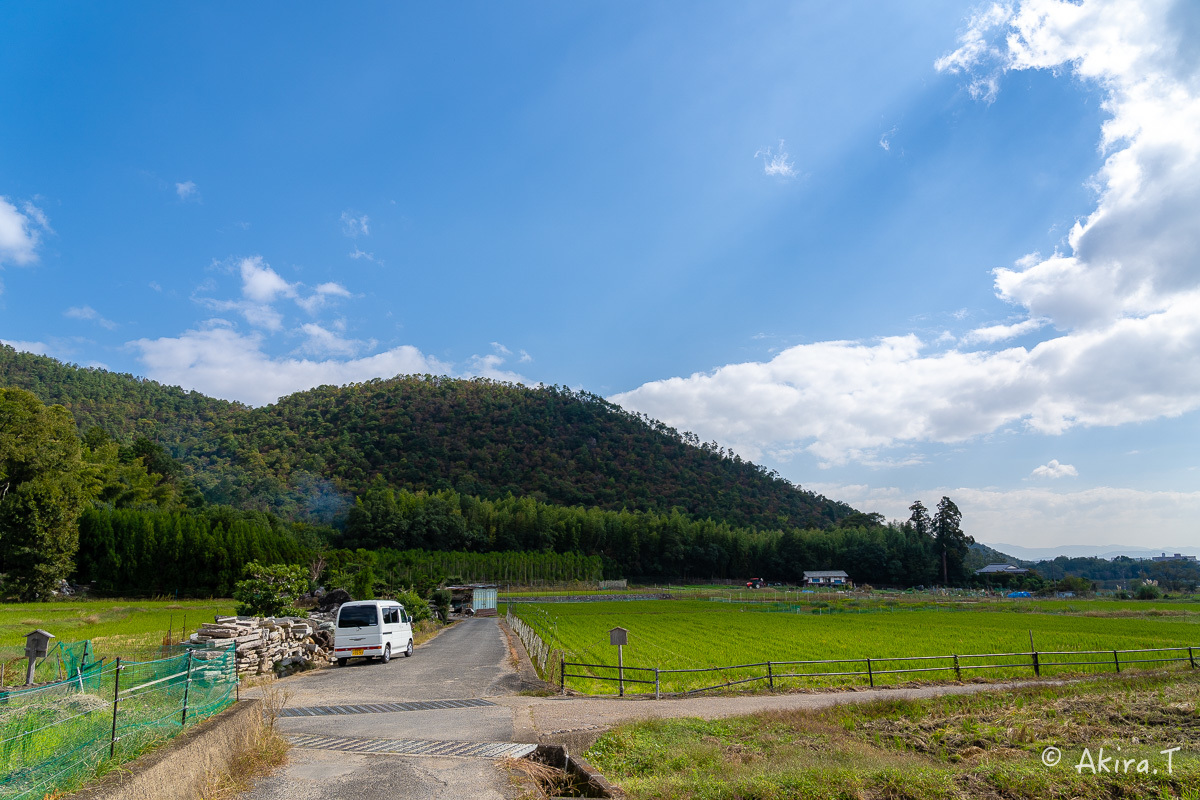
199, 687, 291, 800
584, 670, 1200, 799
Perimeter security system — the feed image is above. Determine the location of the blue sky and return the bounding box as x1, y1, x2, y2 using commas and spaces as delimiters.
3, 1, 1199, 551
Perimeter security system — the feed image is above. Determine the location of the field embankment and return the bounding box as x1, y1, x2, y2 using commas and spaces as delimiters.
583, 670, 1200, 799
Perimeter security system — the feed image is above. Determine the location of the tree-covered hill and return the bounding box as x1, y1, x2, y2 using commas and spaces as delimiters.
0, 346, 855, 529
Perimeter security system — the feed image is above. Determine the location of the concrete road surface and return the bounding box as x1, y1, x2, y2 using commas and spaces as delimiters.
238, 617, 524, 800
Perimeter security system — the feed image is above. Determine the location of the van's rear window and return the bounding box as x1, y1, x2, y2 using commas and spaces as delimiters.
338, 606, 377, 627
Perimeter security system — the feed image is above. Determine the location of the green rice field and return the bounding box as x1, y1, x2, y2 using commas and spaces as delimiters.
508, 598, 1200, 694
0, 599, 235, 684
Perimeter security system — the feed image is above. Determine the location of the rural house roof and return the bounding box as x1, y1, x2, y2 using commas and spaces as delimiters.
975, 563, 1028, 575
803, 570, 850, 578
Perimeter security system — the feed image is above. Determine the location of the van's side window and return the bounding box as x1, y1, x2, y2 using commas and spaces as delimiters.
385, 608, 398, 624
400, 609, 408, 623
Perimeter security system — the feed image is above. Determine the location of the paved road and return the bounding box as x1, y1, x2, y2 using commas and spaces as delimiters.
239, 618, 524, 800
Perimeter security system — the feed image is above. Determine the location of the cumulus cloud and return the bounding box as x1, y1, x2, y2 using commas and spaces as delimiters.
1031, 459, 1078, 478
129, 324, 453, 406
617, 0, 1200, 466
812, 481, 1200, 549
0, 197, 51, 266
340, 210, 370, 238
198, 256, 353, 329
175, 181, 198, 201
754, 140, 797, 178
64, 305, 118, 330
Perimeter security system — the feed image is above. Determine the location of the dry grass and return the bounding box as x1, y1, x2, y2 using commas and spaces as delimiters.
199, 686, 291, 800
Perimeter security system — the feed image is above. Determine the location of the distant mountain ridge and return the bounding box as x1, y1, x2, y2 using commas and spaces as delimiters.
984, 542, 1200, 562
0, 345, 856, 530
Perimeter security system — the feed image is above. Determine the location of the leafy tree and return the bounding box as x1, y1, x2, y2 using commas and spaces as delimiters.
0, 388, 92, 599
907, 501, 931, 538
932, 496, 972, 585
233, 561, 308, 617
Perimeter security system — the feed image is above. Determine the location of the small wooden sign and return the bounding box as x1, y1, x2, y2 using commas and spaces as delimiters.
609, 626, 628, 646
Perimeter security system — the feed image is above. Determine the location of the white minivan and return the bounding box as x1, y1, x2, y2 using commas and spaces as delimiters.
333, 600, 414, 666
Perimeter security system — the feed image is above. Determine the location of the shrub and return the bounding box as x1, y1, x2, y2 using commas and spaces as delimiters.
394, 589, 432, 623
233, 561, 308, 617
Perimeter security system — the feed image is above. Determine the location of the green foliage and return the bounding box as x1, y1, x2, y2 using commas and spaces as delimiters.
0, 388, 93, 600
0, 347, 854, 531
233, 560, 308, 617
342, 485, 954, 584
1135, 582, 1162, 600
393, 589, 432, 622
75, 506, 313, 596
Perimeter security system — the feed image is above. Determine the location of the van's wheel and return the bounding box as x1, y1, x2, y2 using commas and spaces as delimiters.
404, 639, 413, 658
337, 658, 347, 667
380, 644, 391, 664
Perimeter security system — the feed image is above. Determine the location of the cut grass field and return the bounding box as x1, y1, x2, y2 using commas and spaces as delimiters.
508, 598, 1200, 693
583, 670, 1200, 799
0, 599, 236, 668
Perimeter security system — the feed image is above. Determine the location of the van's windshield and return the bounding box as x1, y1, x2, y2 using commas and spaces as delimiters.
338, 606, 378, 628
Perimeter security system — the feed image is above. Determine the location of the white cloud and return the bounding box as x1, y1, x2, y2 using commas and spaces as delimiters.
198, 257, 353, 328
64, 305, 118, 330
754, 140, 797, 178
879, 126, 897, 152
961, 317, 1047, 344
0, 197, 51, 266
615, 294, 1200, 465
130, 324, 453, 406
239, 256, 296, 303
348, 247, 380, 264
340, 210, 370, 238
1, 338, 53, 357
1031, 459, 1078, 478
617, 1, 1200, 467
175, 181, 198, 201
295, 282, 353, 314
467, 342, 531, 384
297, 322, 365, 358
809, 481, 1200, 549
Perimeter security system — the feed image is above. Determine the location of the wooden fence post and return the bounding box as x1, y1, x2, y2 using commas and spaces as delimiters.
953, 655, 961, 682
655, 668, 660, 701
866, 658, 874, 688
1189, 647, 1196, 670
1113, 650, 1120, 673
1031, 651, 1040, 678
767, 661, 774, 690
109, 658, 122, 758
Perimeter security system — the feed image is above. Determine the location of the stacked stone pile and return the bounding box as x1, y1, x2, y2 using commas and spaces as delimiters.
186, 616, 335, 675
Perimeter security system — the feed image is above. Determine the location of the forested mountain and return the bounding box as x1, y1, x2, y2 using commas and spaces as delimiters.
0, 346, 854, 531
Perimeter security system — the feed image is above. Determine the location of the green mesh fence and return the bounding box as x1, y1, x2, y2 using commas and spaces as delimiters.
0, 642, 237, 800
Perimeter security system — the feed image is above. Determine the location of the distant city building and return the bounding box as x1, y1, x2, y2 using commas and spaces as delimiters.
1151, 553, 1198, 563
975, 563, 1029, 576
803, 570, 851, 587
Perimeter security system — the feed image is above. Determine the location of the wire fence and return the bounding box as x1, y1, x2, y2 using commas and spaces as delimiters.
558, 644, 1200, 697
0, 642, 237, 800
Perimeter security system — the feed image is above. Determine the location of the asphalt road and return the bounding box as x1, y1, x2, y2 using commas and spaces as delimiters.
239, 617, 524, 800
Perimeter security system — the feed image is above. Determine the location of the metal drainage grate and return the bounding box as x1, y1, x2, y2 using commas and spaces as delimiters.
279, 698, 496, 717
287, 733, 537, 759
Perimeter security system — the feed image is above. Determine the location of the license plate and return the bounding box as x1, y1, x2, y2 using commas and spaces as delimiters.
351, 648, 364, 656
